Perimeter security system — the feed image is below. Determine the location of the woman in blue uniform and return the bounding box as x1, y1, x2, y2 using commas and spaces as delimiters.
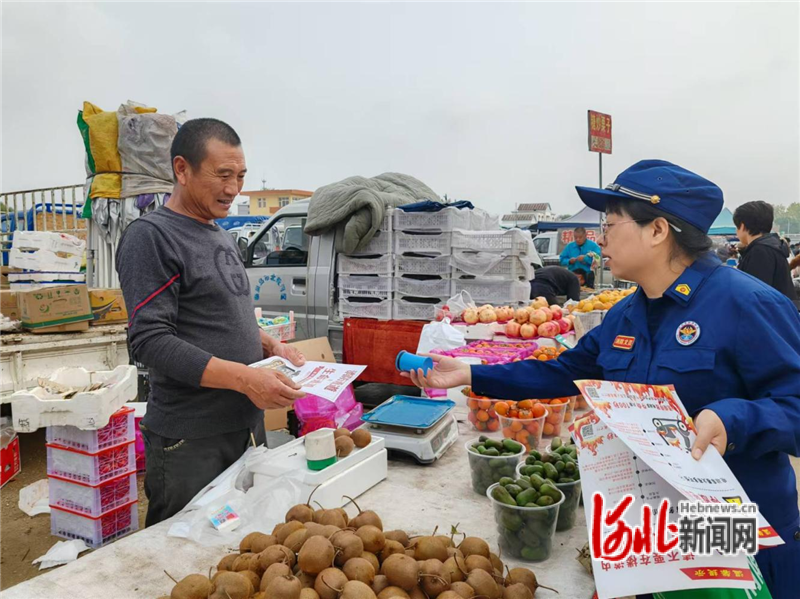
405, 161, 800, 598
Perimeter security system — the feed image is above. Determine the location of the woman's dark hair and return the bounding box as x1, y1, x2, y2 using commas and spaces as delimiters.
732, 201, 773, 236
605, 197, 713, 262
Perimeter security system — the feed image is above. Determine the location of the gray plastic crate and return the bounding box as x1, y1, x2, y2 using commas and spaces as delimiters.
392, 298, 443, 321
393, 207, 472, 232
338, 253, 393, 275
339, 297, 393, 320
394, 231, 452, 256
394, 276, 453, 298
394, 254, 452, 276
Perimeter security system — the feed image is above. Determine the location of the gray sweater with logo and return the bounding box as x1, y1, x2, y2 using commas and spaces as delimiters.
116, 207, 263, 439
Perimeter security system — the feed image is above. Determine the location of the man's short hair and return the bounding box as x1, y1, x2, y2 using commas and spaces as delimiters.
733, 201, 773, 236
573, 268, 588, 279
170, 118, 241, 176
574, 227, 587, 235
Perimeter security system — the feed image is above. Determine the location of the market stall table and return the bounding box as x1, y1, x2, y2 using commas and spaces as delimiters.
0, 420, 595, 599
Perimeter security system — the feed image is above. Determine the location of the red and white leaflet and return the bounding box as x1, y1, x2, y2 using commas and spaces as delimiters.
571, 411, 755, 599
574, 380, 783, 549
249, 358, 366, 402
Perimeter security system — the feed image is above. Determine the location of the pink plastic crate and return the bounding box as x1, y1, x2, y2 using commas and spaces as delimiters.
46, 407, 134, 453
47, 441, 135, 485
50, 500, 139, 549
48, 471, 137, 517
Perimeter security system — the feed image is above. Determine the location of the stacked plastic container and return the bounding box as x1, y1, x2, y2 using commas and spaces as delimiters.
46, 407, 139, 548
336, 205, 534, 321
337, 211, 395, 321
451, 227, 537, 305
391, 207, 473, 321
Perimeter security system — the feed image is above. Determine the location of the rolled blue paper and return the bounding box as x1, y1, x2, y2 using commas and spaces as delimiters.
395, 350, 433, 374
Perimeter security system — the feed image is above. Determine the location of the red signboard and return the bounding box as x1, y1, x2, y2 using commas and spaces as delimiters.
561, 229, 598, 245
588, 110, 612, 154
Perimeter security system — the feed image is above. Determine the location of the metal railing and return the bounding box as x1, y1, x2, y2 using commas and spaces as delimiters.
0, 184, 86, 264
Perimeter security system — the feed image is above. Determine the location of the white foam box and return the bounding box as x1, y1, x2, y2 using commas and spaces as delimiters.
450, 322, 495, 340
12, 231, 86, 256
250, 430, 387, 507
8, 272, 85, 283
9, 248, 82, 273
7, 365, 138, 433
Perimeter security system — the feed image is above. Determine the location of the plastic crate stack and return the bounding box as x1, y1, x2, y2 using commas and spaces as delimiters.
337, 211, 395, 321
450, 227, 536, 306
392, 206, 479, 321
45, 407, 139, 548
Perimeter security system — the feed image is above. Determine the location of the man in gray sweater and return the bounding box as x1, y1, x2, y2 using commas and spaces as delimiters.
117, 118, 305, 526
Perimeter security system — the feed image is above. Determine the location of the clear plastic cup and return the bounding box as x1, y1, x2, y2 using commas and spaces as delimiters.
563, 396, 577, 423
466, 397, 503, 433
555, 479, 582, 531
539, 401, 567, 438
486, 483, 564, 562
466, 439, 525, 495
498, 410, 547, 451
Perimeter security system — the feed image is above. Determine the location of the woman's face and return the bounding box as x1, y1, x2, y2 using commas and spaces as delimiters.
598, 211, 652, 281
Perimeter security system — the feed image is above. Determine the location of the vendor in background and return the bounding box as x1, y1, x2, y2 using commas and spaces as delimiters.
734, 201, 799, 309
405, 160, 800, 599
117, 118, 306, 527
529, 265, 583, 306
560, 226, 601, 288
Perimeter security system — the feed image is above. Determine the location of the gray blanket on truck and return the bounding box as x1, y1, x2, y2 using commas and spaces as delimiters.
304, 172, 442, 254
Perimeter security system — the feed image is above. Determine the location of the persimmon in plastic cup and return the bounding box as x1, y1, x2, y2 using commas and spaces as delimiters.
467, 396, 502, 433
498, 408, 548, 451
539, 399, 568, 438
563, 396, 577, 423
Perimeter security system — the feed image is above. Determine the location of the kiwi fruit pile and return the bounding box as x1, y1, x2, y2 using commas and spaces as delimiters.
162, 495, 556, 599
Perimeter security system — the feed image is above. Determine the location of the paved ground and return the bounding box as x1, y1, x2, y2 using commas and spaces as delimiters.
3, 409, 799, 591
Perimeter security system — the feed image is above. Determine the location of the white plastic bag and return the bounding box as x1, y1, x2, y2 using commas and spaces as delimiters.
417, 318, 466, 354
439, 290, 476, 320
19, 479, 50, 517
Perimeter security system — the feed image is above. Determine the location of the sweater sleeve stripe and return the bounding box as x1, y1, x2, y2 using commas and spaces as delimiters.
128, 273, 181, 326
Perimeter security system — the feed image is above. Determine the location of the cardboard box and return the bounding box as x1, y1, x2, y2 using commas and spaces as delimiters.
11, 230, 86, 256
89, 288, 128, 325
29, 321, 90, 335
19, 284, 93, 331
1, 434, 21, 489
1, 266, 21, 289
9, 248, 82, 273
263, 337, 336, 431
1, 290, 21, 321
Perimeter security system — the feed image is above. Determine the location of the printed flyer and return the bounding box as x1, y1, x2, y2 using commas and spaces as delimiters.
250, 357, 365, 402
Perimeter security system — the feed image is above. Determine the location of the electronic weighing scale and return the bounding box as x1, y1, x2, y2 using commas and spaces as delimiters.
362, 396, 459, 464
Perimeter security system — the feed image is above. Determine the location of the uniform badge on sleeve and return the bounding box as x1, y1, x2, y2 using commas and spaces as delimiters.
675, 284, 691, 296
676, 321, 700, 346
612, 335, 635, 350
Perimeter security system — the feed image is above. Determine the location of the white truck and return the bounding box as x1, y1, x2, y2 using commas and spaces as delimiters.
243, 200, 542, 361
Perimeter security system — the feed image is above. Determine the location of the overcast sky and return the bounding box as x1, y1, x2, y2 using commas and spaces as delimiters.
2, 2, 798, 216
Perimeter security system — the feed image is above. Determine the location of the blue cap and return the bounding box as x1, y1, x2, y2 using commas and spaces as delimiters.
575, 160, 724, 233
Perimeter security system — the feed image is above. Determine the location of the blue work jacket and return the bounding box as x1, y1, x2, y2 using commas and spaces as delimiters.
472, 257, 800, 538
560, 239, 602, 272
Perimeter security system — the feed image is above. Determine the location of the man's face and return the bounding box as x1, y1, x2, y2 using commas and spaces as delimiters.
576, 273, 586, 286
735, 224, 749, 246
575, 232, 587, 246
175, 138, 247, 220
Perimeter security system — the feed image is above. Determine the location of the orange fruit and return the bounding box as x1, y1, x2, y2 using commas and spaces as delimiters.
531, 403, 547, 418
515, 430, 530, 444
518, 400, 532, 410
477, 410, 490, 422
543, 423, 554, 436
476, 421, 487, 431
487, 419, 500, 432
509, 409, 519, 419
518, 409, 532, 419
495, 402, 509, 416
502, 427, 514, 439
538, 355, 548, 361
468, 399, 479, 410
510, 420, 523, 432
468, 411, 477, 424
525, 421, 540, 435
478, 399, 492, 410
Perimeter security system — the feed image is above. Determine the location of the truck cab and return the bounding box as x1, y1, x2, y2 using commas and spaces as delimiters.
243, 201, 343, 356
